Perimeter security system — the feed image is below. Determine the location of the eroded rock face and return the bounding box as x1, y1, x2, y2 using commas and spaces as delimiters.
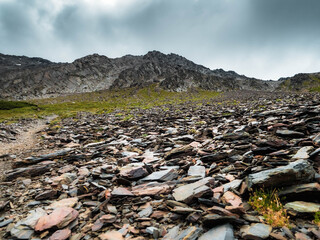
0, 51, 281, 100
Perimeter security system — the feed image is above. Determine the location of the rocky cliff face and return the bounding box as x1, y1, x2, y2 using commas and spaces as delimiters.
0, 51, 318, 100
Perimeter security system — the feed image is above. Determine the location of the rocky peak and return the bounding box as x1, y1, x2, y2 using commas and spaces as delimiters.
0, 53, 53, 74
73, 53, 111, 65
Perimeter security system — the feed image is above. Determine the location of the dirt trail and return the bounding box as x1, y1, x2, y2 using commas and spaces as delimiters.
0, 120, 46, 156
0, 116, 57, 177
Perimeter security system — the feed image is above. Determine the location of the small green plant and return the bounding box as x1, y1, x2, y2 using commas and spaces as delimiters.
314, 211, 320, 226
122, 114, 134, 121
248, 189, 290, 227
188, 128, 197, 135
141, 133, 148, 138
195, 120, 206, 125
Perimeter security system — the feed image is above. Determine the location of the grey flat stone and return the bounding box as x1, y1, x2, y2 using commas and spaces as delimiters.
292, 146, 314, 159
199, 223, 234, 240
10, 208, 47, 239
188, 166, 206, 178
221, 179, 242, 192
176, 226, 203, 240
138, 205, 153, 217
163, 226, 180, 240
278, 182, 320, 199
203, 214, 242, 226
246, 160, 315, 189
284, 201, 320, 213
0, 218, 14, 228
276, 130, 304, 138
172, 177, 214, 203
241, 223, 272, 240
141, 169, 178, 182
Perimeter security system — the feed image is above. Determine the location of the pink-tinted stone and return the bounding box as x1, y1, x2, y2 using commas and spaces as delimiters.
78, 167, 90, 177
189, 141, 201, 148
35, 207, 78, 231
92, 214, 117, 231
99, 231, 124, 240
142, 150, 159, 163
49, 197, 78, 209
120, 165, 148, 179
207, 206, 239, 217
131, 182, 174, 196
221, 191, 243, 207
48, 228, 71, 240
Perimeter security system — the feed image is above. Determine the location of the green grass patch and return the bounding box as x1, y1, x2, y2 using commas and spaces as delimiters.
310, 85, 320, 92
0, 84, 220, 122
0, 100, 37, 110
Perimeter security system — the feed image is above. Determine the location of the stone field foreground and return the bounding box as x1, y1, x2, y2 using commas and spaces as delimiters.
0, 91, 320, 239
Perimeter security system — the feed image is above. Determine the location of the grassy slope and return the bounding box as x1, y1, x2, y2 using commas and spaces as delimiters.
0, 85, 220, 122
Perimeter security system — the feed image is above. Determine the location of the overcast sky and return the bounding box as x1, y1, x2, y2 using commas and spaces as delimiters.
0, 0, 320, 80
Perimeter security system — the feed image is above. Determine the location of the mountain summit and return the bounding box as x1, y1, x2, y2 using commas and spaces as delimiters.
0, 51, 319, 100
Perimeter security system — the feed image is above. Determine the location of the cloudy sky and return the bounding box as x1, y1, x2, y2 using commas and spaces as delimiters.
0, 0, 320, 80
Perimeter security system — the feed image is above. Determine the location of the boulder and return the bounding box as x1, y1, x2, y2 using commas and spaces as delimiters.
246, 160, 315, 189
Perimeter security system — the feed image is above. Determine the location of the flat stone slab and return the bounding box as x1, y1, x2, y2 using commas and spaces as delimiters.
278, 182, 320, 199
99, 231, 124, 240
163, 226, 203, 240
11, 208, 47, 239
5, 164, 52, 181
188, 166, 206, 178
49, 197, 78, 209
200, 152, 228, 162
313, 133, 320, 146
141, 169, 178, 182
276, 130, 304, 138
49, 228, 71, 240
111, 187, 134, 197
119, 163, 148, 179
246, 160, 315, 189
131, 182, 174, 196
221, 191, 242, 207
284, 201, 320, 213
240, 223, 272, 240
202, 214, 240, 226
292, 146, 314, 159
172, 177, 215, 203
35, 207, 79, 231
198, 223, 234, 240
164, 144, 195, 160
221, 179, 242, 193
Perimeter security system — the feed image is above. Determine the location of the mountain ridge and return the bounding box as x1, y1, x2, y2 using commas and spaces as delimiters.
0, 51, 319, 100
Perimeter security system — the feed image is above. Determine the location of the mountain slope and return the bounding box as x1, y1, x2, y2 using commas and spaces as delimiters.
0, 51, 317, 100
278, 72, 320, 92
